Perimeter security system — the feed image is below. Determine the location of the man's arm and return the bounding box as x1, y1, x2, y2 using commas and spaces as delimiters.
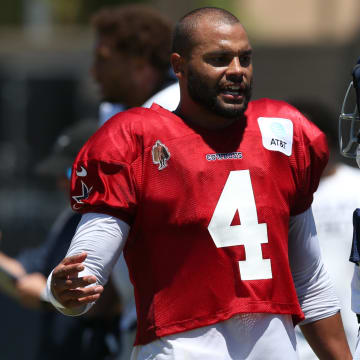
289, 207, 352, 359
300, 313, 350, 359
47, 212, 130, 315
0, 252, 26, 278
0, 251, 50, 308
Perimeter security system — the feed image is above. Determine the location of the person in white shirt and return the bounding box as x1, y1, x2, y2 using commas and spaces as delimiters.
338, 56, 360, 359
289, 99, 359, 358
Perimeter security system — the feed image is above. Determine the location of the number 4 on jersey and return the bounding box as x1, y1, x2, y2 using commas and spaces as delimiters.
208, 170, 272, 281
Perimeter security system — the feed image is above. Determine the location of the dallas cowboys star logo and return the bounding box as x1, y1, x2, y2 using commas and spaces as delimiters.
72, 181, 93, 204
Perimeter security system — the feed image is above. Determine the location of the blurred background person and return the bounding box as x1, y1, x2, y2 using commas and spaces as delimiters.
0, 120, 124, 360
289, 99, 359, 358
90, 4, 177, 127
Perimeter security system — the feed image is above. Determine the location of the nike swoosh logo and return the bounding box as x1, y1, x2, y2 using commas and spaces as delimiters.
76, 166, 87, 177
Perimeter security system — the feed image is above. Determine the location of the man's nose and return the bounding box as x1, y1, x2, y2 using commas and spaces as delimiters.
226, 57, 243, 81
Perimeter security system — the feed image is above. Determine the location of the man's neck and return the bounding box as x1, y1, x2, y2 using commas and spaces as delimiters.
174, 101, 240, 130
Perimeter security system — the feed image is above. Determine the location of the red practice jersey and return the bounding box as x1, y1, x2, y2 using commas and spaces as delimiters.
70, 99, 329, 345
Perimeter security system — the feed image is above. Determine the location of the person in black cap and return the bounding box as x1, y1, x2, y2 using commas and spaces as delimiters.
0, 120, 123, 360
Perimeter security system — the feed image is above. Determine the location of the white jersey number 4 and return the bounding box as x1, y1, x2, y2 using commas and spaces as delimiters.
208, 170, 272, 280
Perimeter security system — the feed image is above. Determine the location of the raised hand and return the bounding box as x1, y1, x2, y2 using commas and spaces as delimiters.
51, 252, 103, 309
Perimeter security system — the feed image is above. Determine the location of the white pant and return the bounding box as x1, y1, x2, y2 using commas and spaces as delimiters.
131, 313, 298, 360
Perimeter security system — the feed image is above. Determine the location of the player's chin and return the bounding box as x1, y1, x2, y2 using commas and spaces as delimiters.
215, 101, 246, 118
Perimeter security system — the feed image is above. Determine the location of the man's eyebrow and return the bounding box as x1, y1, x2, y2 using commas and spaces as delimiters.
206, 48, 253, 56
240, 49, 253, 56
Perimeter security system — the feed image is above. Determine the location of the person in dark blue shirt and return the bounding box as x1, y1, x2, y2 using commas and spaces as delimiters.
0, 121, 122, 360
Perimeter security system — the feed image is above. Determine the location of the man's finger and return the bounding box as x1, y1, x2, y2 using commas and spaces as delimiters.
53, 263, 84, 279
63, 276, 97, 289
52, 275, 97, 292
62, 252, 87, 266
64, 293, 103, 308
61, 285, 103, 302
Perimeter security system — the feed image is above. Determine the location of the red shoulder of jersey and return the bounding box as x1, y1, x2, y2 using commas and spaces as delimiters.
69, 106, 167, 223
248, 98, 329, 214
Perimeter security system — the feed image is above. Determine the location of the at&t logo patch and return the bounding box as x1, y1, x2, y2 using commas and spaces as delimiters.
257, 117, 293, 156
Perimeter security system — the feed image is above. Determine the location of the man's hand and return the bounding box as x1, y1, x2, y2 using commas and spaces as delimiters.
51, 252, 103, 309
16, 272, 46, 309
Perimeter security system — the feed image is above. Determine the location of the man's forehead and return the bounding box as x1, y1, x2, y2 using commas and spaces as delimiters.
191, 21, 250, 52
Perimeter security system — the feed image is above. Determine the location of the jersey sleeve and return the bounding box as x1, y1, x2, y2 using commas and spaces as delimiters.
290, 110, 329, 215
70, 109, 143, 224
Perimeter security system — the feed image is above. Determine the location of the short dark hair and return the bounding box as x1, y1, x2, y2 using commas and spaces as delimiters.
172, 7, 240, 57
91, 5, 173, 72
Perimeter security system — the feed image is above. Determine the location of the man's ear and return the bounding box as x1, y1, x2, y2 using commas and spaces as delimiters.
171, 53, 184, 80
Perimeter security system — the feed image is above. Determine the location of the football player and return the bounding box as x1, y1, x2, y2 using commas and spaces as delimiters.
47, 7, 351, 359
339, 56, 360, 358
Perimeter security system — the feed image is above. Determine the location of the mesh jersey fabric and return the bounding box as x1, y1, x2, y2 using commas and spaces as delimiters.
70, 98, 328, 345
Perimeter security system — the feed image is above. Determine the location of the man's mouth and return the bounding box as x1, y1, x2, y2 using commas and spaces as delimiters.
220, 85, 245, 101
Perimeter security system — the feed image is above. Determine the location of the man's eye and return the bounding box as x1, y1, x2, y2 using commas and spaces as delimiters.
240, 56, 251, 67
208, 56, 228, 66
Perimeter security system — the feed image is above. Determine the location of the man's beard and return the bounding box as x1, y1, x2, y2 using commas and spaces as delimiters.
187, 67, 252, 119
